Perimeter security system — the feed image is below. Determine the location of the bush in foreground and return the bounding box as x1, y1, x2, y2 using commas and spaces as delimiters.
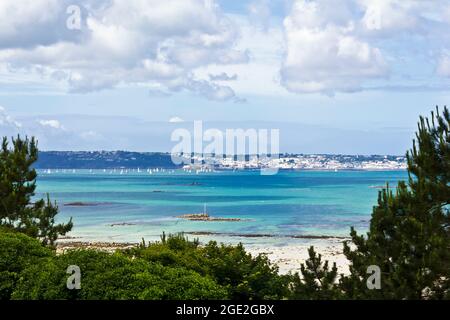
0, 228, 54, 299
125, 233, 289, 300
1, 229, 285, 300
12, 248, 227, 300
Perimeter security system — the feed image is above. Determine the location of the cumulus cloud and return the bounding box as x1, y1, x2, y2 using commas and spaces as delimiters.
209, 72, 238, 81
357, 0, 448, 36
280, 0, 388, 95
187, 79, 240, 101
0, 0, 246, 100
38, 119, 65, 130
0, 0, 81, 49
359, 0, 420, 33
2, 0, 450, 98
169, 116, 185, 123
0, 106, 108, 149
278, 0, 450, 95
0, 106, 22, 137
165, 77, 242, 102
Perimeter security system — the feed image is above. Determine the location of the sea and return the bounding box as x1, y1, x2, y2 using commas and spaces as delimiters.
35, 169, 408, 247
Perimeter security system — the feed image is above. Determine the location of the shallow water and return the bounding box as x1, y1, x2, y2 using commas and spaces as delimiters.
35, 169, 407, 245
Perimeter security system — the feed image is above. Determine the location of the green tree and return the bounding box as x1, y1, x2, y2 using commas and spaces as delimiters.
0, 136, 72, 246
289, 246, 341, 300
201, 241, 288, 300
341, 106, 450, 299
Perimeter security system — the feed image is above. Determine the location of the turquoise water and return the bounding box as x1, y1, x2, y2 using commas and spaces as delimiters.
35, 169, 407, 245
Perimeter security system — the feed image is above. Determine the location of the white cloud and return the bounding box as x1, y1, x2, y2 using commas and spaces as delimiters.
280, 0, 389, 95
0, 0, 247, 100
0, 0, 72, 49
359, 0, 450, 34
193, 14, 287, 97
0, 107, 109, 149
38, 119, 65, 130
209, 72, 238, 81
186, 79, 239, 101
169, 116, 185, 123
359, 0, 420, 33
164, 77, 242, 102
0, 106, 22, 132
277, 0, 450, 95
2, 0, 450, 99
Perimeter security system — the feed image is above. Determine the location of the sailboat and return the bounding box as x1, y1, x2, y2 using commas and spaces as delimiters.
201, 203, 209, 218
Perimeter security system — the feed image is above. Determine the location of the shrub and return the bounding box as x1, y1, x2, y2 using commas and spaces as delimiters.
0, 228, 53, 299
126, 234, 289, 300
12, 249, 227, 300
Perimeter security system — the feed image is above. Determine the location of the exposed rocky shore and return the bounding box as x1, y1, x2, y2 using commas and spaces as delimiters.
176, 213, 243, 222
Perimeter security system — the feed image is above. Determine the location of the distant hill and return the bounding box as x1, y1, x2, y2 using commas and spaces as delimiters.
35, 151, 180, 169
35, 151, 406, 170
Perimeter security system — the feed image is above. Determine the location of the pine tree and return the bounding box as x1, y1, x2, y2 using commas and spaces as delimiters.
341, 107, 450, 299
0, 136, 72, 246
289, 246, 341, 299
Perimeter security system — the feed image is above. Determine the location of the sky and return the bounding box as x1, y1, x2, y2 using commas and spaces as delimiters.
1, 0, 450, 154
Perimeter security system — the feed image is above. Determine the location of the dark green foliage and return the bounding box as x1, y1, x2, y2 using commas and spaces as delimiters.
0, 136, 72, 246
408, 107, 450, 205
202, 241, 288, 300
125, 234, 289, 300
130, 233, 207, 275
341, 107, 450, 299
12, 249, 227, 300
0, 228, 53, 299
1, 229, 284, 300
289, 246, 341, 300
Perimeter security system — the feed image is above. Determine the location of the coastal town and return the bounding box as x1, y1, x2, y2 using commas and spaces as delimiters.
182, 153, 407, 171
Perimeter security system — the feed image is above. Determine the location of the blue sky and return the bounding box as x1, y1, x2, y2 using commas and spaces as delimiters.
1, 0, 450, 154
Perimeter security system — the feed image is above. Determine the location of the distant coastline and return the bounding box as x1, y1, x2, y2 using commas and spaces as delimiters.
35, 151, 407, 171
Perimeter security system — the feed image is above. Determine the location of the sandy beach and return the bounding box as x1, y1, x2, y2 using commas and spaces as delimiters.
245, 238, 350, 275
